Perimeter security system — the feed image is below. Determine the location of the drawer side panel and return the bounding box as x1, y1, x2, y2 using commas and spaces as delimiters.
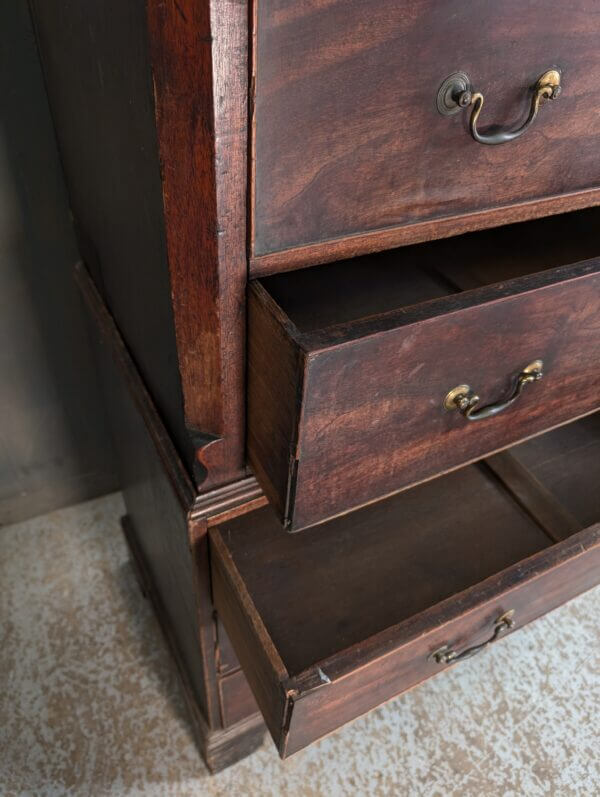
247, 283, 305, 523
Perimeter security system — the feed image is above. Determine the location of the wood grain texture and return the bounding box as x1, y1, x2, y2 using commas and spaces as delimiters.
79, 262, 264, 761
212, 416, 600, 755
215, 464, 552, 675
482, 453, 580, 543
29, 0, 196, 474
122, 516, 264, 770
285, 522, 600, 756
250, 189, 600, 277
249, 252, 600, 530
251, 0, 600, 267
508, 412, 600, 530
247, 283, 306, 522
147, 0, 249, 488
210, 527, 291, 746
32, 0, 251, 490
87, 288, 218, 726
190, 476, 267, 530
77, 262, 220, 726
216, 617, 241, 676
199, 713, 265, 773
188, 474, 268, 728
75, 263, 195, 509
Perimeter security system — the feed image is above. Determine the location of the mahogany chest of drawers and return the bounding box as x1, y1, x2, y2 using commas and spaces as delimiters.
32, 0, 600, 773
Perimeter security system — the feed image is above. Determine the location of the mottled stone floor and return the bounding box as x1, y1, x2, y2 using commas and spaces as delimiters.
1, 492, 600, 796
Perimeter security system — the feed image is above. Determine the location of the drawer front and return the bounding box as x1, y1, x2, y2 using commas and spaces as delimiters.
251, 0, 600, 269
283, 529, 600, 755
210, 455, 600, 757
249, 262, 600, 531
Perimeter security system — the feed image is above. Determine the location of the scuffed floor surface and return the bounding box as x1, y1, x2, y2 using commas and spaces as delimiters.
1, 493, 600, 796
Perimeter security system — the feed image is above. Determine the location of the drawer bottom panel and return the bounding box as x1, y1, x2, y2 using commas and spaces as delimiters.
210, 413, 600, 757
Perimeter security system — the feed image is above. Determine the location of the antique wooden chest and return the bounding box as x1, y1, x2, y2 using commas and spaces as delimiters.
31, 0, 600, 771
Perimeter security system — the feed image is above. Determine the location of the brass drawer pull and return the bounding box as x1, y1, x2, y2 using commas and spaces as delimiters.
437, 69, 562, 145
430, 611, 515, 665
444, 360, 543, 421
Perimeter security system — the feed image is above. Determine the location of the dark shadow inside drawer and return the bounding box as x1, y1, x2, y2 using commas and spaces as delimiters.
214, 413, 600, 756
260, 206, 600, 332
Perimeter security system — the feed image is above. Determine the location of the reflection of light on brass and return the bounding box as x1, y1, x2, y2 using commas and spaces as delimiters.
429, 611, 516, 665
437, 68, 562, 145
444, 361, 544, 421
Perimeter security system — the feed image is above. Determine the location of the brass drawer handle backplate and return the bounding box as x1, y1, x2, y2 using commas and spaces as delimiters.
444, 360, 543, 422
437, 69, 562, 145
429, 611, 516, 665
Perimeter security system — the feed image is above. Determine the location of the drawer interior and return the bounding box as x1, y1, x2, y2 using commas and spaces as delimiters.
260, 207, 600, 331
213, 413, 600, 755
221, 412, 600, 671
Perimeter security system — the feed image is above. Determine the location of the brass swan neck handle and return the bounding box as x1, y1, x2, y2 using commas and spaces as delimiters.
429, 611, 516, 666
444, 360, 544, 422
437, 69, 562, 145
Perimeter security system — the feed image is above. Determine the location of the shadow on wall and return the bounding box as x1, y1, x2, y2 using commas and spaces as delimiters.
0, 1, 117, 525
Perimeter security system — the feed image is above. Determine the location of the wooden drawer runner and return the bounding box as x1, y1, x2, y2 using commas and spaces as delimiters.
248, 210, 600, 531
251, 0, 600, 271
212, 414, 600, 757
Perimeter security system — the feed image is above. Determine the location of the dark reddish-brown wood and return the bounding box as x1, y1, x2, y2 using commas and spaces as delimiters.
216, 617, 243, 676
212, 415, 600, 756
507, 413, 600, 530
76, 262, 265, 771
284, 524, 600, 755
250, 190, 600, 277
123, 516, 264, 767
29, 0, 197, 471
250, 0, 600, 270
247, 282, 307, 523
249, 220, 600, 529
32, 0, 264, 772
218, 669, 260, 728
482, 453, 580, 543
147, 0, 249, 487
34, 0, 600, 773
31, 0, 251, 490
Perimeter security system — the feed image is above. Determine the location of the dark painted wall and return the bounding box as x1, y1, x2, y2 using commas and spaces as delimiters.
0, 1, 117, 524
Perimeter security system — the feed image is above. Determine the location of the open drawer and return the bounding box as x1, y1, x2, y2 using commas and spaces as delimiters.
248, 207, 600, 530
213, 413, 600, 757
